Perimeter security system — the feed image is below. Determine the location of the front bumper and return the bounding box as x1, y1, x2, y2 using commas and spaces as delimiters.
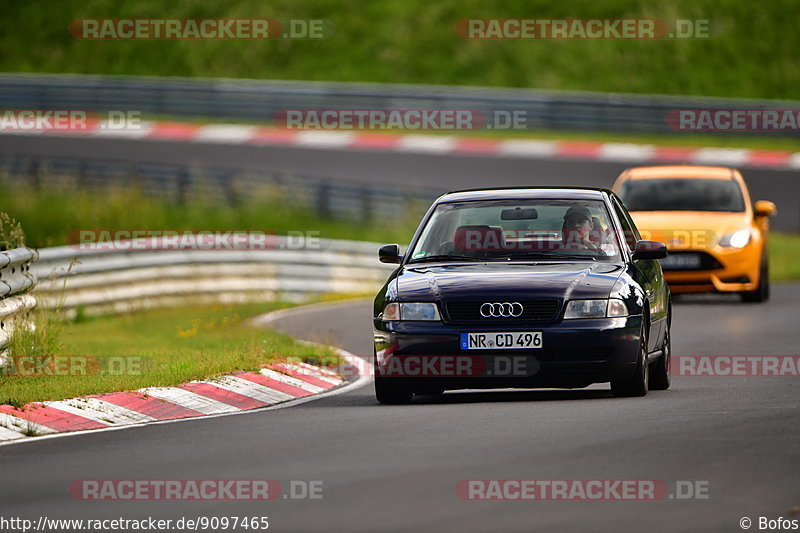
664, 245, 761, 293
373, 316, 643, 391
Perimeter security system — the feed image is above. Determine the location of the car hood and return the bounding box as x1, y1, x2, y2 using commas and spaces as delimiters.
395, 262, 624, 302
629, 211, 751, 249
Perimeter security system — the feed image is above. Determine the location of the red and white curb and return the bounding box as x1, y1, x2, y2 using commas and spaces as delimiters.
2, 120, 798, 170
0, 358, 367, 446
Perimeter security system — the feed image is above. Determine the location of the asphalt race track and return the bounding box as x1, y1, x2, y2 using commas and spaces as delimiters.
2, 286, 799, 532
1, 134, 799, 231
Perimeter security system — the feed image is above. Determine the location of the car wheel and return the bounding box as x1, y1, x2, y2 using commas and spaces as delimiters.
741, 254, 769, 303
649, 322, 671, 391
375, 376, 413, 404
611, 321, 649, 397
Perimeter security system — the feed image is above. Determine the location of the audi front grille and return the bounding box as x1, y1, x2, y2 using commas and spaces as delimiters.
445, 299, 561, 323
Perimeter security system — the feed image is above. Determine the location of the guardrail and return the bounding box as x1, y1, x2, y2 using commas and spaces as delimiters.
1, 73, 798, 136
0, 247, 38, 353
33, 237, 396, 316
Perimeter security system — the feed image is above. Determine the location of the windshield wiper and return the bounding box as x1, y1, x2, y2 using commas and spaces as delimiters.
408, 255, 484, 263
553, 254, 600, 261
494, 252, 600, 261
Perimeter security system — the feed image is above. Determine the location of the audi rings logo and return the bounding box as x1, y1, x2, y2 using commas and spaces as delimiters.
480, 302, 524, 318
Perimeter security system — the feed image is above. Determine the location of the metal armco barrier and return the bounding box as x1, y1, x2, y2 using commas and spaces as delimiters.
0, 247, 38, 352
1, 73, 798, 136
33, 237, 396, 316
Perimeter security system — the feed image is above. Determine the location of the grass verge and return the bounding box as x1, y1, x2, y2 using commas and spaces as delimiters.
1, 0, 797, 100
769, 233, 800, 282
0, 301, 342, 406
0, 183, 423, 249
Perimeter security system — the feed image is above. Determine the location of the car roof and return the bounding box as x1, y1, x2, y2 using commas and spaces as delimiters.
437, 187, 610, 203
621, 165, 738, 181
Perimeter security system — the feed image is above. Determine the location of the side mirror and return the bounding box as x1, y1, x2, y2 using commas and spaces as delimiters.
632, 240, 667, 260
754, 200, 777, 218
379, 244, 403, 264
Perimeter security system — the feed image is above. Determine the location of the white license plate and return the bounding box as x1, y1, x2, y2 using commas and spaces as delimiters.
460, 332, 542, 350
660, 254, 702, 269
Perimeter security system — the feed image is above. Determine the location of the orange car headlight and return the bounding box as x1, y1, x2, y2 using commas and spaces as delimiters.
719, 229, 751, 248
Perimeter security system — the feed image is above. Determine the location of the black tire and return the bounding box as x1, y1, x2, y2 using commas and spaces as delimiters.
611, 320, 649, 398
375, 376, 413, 404
649, 321, 671, 391
740, 255, 769, 303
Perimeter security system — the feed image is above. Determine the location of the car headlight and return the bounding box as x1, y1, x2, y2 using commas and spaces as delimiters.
720, 229, 751, 248
381, 302, 441, 321
564, 299, 629, 319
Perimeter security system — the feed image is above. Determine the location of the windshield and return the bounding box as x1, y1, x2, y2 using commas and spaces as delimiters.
408, 199, 622, 263
618, 178, 745, 212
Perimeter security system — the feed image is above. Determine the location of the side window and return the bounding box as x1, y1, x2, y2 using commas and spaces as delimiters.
620, 199, 641, 241
612, 198, 638, 251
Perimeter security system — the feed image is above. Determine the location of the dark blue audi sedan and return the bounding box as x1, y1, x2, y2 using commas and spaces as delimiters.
373, 187, 671, 404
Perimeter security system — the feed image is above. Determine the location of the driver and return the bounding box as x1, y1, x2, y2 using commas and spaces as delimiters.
561, 205, 600, 251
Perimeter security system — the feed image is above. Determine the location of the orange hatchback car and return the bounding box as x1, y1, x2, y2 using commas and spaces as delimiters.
612, 165, 776, 302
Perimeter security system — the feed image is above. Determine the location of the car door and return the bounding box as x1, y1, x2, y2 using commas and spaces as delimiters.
610, 195, 667, 353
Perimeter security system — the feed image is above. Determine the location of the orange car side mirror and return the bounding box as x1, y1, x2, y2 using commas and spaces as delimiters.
754, 200, 777, 218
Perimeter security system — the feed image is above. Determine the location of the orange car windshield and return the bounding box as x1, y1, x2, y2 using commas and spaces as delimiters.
618, 178, 745, 212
